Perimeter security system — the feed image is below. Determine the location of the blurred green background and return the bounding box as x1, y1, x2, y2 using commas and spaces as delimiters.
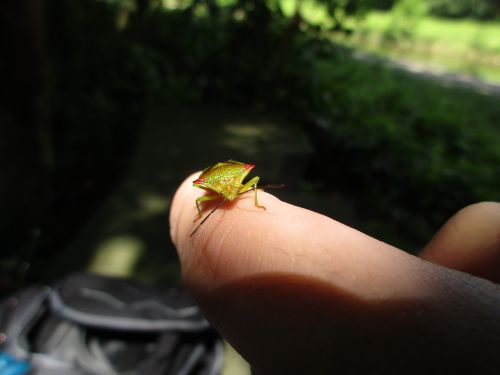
1, 0, 499, 372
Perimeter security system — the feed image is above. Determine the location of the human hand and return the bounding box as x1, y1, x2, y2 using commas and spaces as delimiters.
169, 173, 500, 374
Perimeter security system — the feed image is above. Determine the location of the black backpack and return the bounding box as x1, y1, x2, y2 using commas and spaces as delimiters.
0, 273, 223, 375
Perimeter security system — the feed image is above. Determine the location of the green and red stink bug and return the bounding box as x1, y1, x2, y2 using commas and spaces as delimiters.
190, 160, 282, 236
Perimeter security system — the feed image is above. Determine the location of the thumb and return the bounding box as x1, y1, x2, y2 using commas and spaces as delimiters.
170, 173, 500, 374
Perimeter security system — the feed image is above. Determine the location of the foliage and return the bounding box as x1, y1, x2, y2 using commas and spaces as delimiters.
370, 0, 500, 20
425, 0, 500, 20
381, 0, 428, 41
358, 11, 500, 53
304, 50, 500, 247
41, 0, 500, 252
345, 11, 500, 82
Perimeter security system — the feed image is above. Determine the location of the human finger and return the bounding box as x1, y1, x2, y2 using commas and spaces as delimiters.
420, 202, 500, 283
169, 174, 500, 374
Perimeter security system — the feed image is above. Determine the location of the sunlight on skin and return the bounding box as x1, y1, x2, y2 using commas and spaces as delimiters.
171, 174, 500, 374
88, 235, 144, 277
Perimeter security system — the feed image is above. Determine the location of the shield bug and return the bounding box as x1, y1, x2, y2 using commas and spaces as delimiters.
190, 160, 282, 236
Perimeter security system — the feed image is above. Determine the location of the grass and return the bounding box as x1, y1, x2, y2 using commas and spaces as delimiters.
359, 11, 500, 53
336, 11, 500, 82
158, 0, 500, 82
269, 0, 500, 82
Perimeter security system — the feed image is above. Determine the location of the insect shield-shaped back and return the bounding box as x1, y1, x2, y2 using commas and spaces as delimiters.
190, 160, 259, 237
193, 161, 255, 201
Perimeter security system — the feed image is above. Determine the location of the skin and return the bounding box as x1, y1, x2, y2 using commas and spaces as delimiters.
170, 172, 500, 374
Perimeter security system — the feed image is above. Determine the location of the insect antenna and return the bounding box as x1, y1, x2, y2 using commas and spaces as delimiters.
189, 199, 225, 237
246, 183, 285, 191
259, 184, 285, 190
189, 185, 284, 237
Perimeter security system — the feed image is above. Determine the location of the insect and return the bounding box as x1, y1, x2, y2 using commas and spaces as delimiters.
190, 160, 282, 237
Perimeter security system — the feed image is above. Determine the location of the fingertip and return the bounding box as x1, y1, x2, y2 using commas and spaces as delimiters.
169, 171, 200, 247
169, 170, 286, 286
170, 169, 465, 303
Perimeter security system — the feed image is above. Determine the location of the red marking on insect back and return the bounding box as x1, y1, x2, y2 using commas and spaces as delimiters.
193, 178, 204, 184
244, 163, 255, 170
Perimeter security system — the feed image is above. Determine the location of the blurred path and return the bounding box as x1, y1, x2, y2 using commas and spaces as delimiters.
63, 108, 317, 282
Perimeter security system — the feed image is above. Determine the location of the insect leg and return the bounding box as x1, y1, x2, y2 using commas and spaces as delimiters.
195, 194, 222, 221
238, 176, 265, 209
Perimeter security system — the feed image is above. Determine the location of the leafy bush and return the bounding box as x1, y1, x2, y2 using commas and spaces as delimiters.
304, 51, 500, 247
382, 0, 428, 41
426, 0, 500, 20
